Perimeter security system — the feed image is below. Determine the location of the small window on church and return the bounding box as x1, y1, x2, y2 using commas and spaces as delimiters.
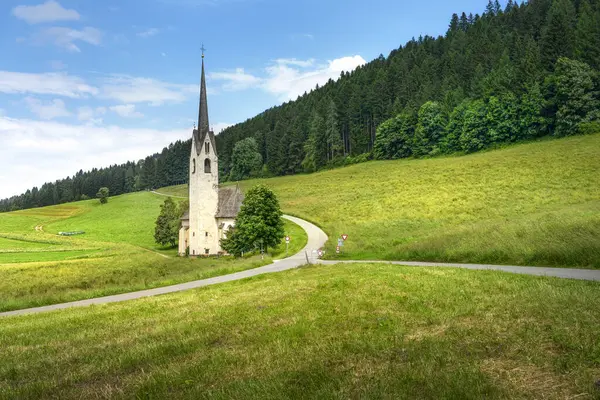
205, 232, 208, 237
204, 158, 211, 173
192, 159, 196, 174
205, 142, 210, 154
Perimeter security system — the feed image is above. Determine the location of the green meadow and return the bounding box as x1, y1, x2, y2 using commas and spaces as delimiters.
1, 263, 599, 399
161, 134, 600, 268
0, 192, 305, 312
1, 135, 600, 398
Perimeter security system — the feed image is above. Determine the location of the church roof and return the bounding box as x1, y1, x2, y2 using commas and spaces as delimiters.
180, 185, 244, 221
216, 185, 244, 218
192, 56, 217, 156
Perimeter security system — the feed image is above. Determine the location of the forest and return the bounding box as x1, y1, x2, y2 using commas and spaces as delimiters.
2, 0, 599, 212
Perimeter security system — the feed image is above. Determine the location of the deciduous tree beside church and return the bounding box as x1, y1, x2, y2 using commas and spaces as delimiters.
220, 185, 284, 257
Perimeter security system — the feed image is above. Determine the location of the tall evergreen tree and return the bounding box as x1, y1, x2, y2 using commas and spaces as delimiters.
574, 0, 600, 69
326, 100, 343, 160
540, 0, 577, 70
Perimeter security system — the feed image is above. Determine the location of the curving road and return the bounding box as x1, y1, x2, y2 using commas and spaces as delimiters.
0, 215, 328, 318
1, 214, 599, 318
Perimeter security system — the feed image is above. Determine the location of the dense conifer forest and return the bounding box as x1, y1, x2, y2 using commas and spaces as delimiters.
2, 0, 599, 212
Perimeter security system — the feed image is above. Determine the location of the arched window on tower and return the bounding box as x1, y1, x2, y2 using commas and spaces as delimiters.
205, 142, 210, 154
204, 158, 211, 173
192, 158, 196, 174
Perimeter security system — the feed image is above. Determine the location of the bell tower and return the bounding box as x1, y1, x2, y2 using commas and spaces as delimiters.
188, 47, 220, 256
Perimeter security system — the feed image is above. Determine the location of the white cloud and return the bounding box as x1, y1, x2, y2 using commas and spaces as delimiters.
110, 104, 144, 118
0, 116, 189, 198
0, 70, 198, 106
209, 55, 366, 101
33, 26, 103, 52
12, 1, 80, 24
101, 75, 196, 105
263, 56, 366, 101
137, 28, 160, 38
274, 58, 315, 67
209, 68, 262, 91
77, 106, 106, 123
212, 122, 234, 134
24, 97, 71, 120
0, 71, 98, 98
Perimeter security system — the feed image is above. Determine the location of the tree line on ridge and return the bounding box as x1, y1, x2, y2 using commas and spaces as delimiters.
1, 0, 599, 212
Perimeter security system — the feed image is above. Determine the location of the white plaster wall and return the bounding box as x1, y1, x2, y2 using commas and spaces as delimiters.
178, 227, 189, 256
188, 136, 220, 256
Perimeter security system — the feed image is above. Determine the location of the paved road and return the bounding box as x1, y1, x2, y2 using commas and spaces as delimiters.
0, 215, 328, 318
2, 215, 599, 318
151, 190, 187, 199
320, 260, 600, 281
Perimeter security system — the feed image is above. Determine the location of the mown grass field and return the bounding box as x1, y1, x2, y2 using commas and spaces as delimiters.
0, 192, 305, 311
161, 134, 600, 268
1, 263, 599, 399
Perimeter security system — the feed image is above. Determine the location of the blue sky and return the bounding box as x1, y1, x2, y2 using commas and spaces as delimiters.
0, 0, 489, 198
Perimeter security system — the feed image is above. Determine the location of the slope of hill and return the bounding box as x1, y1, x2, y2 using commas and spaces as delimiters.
4, 0, 600, 214
0, 192, 305, 312
2, 262, 599, 399
159, 134, 600, 268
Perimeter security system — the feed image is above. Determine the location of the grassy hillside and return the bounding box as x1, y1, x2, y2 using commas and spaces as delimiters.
161, 134, 600, 268
0, 192, 305, 311
1, 263, 599, 399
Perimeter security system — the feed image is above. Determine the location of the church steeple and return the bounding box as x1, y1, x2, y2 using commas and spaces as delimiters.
193, 45, 217, 156
197, 45, 209, 135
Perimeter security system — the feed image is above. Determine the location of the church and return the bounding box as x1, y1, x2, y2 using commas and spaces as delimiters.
178, 53, 244, 257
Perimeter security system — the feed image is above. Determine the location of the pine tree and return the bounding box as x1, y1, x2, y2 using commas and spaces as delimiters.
494, 0, 503, 14
486, 0, 496, 16
326, 100, 343, 160
125, 165, 135, 193
540, 0, 577, 70
574, 0, 600, 69
505, 0, 515, 13
448, 13, 460, 36
482, 51, 517, 96
519, 35, 542, 89
229, 137, 263, 181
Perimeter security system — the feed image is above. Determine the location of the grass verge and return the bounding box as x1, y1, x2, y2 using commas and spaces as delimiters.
0, 192, 307, 311
159, 134, 600, 268
1, 263, 598, 399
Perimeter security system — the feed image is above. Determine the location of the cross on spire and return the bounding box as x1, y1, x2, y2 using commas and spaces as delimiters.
201, 43, 206, 59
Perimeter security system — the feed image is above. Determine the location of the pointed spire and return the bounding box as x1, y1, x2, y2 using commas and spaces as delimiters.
197, 54, 209, 135
193, 46, 217, 156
